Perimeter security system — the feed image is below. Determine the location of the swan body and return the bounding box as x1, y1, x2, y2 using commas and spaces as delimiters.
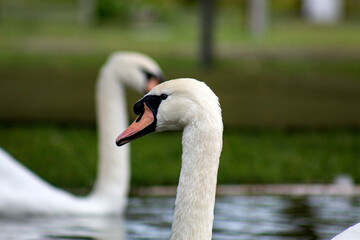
116, 78, 223, 240
332, 222, 360, 240
0, 52, 164, 217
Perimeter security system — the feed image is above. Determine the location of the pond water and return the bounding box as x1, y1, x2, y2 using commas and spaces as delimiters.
0, 195, 359, 240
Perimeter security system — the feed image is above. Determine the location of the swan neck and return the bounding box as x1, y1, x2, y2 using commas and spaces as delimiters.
171, 119, 223, 240
90, 71, 129, 209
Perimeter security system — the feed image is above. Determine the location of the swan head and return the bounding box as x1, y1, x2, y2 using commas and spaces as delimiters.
116, 78, 221, 146
101, 52, 165, 93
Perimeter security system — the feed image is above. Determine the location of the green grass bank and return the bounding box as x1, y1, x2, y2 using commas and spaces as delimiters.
0, 124, 359, 189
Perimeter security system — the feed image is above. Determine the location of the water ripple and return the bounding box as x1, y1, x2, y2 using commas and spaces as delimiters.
0, 195, 359, 240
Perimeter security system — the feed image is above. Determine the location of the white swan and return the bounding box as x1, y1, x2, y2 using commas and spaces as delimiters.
116, 78, 223, 240
0, 52, 164, 217
332, 222, 360, 240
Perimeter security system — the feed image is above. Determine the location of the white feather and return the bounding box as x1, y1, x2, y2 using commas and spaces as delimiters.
332, 222, 360, 240
143, 79, 223, 240
0, 52, 163, 217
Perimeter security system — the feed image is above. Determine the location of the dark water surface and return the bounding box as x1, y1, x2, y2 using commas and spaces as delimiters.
0, 195, 359, 240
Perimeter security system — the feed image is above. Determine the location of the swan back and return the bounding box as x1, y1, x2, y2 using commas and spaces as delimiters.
332, 223, 360, 240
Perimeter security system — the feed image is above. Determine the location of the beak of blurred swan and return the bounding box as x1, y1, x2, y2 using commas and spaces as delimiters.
146, 77, 160, 92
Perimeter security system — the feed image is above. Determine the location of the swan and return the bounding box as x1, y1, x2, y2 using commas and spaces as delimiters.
116, 78, 223, 240
332, 222, 360, 240
0, 52, 164, 217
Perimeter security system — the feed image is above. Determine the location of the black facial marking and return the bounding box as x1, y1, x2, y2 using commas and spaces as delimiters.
160, 93, 168, 100
141, 95, 166, 113
141, 69, 165, 83
118, 94, 168, 146
141, 69, 156, 80
133, 101, 144, 115
130, 94, 168, 137
134, 95, 166, 119
135, 111, 144, 123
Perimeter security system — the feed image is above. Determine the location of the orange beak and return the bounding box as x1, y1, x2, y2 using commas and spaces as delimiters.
116, 103, 155, 146
146, 77, 160, 92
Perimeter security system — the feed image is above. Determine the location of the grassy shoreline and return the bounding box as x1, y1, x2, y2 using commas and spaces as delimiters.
0, 123, 359, 188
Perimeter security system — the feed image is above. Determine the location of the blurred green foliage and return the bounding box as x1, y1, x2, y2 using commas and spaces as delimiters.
0, 3, 359, 127
0, 124, 359, 189
0, 0, 360, 188
96, 0, 130, 24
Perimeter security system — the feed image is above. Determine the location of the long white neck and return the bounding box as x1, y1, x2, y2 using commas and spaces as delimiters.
170, 115, 223, 240
89, 68, 130, 211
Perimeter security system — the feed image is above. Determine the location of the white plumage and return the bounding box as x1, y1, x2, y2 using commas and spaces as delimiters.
332, 222, 360, 240
0, 52, 163, 217
116, 79, 223, 240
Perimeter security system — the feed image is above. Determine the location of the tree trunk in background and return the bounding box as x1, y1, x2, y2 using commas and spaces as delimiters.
78, 0, 97, 25
200, 0, 215, 68
247, 0, 268, 38
303, 0, 343, 24
0, 0, 2, 21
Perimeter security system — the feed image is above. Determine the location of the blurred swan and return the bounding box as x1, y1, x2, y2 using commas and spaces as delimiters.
0, 52, 164, 216
332, 222, 360, 240
116, 78, 223, 240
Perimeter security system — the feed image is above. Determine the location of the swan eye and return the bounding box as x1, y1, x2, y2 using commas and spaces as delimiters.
160, 94, 168, 100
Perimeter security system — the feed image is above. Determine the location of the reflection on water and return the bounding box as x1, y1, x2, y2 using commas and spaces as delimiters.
0, 216, 125, 240
0, 195, 359, 240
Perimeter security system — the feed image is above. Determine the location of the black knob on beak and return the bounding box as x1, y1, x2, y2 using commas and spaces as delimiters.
133, 100, 144, 115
